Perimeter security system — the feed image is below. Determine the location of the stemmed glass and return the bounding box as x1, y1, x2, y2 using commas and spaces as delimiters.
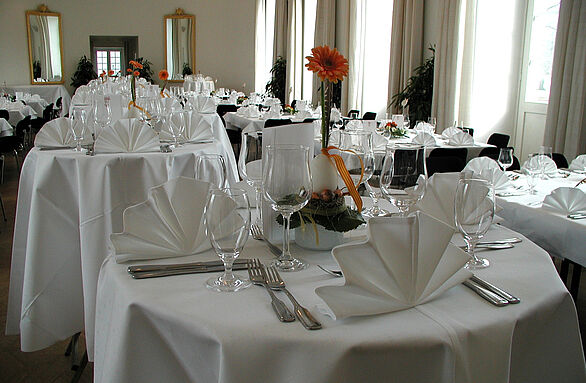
523, 155, 540, 194
263, 145, 312, 272
70, 107, 87, 152
455, 178, 495, 269
238, 131, 263, 226
196, 154, 227, 189
380, 144, 427, 216
204, 188, 251, 292
168, 110, 186, 147
363, 151, 391, 218
538, 146, 553, 179
339, 131, 375, 210
497, 147, 514, 172
92, 95, 112, 139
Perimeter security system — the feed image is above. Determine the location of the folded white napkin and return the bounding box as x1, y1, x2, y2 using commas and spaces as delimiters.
71, 92, 93, 106
372, 133, 388, 151
264, 105, 282, 119
316, 212, 472, 319
160, 97, 182, 115
34, 117, 92, 147
522, 155, 558, 177
441, 126, 460, 139
238, 105, 260, 118
542, 187, 586, 215
345, 120, 363, 130
293, 110, 313, 121
160, 111, 214, 142
413, 172, 460, 228
448, 130, 474, 146
414, 122, 435, 134
569, 154, 586, 172
192, 95, 216, 114
330, 108, 342, 122
94, 118, 160, 153
412, 131, 437, 146
464, 157, 512, 191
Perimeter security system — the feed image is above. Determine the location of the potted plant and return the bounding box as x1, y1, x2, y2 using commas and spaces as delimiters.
265, 56, 286, 105
70, 55, 98, 90
131, 57, 154, 84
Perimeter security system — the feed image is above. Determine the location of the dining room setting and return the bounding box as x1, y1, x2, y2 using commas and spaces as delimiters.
0, 0, 585, 382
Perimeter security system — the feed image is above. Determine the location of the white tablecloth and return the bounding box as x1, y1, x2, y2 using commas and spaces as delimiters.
223, 111, 314, 132
497, 171, 586, 266
24, 99, 49, 116
94, 223, 585, 383
6, 140, 238, 357
0, 118, 14, 136
4, 85, 71, 117
3, 104, 37, 126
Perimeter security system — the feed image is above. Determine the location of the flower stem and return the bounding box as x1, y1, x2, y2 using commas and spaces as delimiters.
321, 82, 327, 149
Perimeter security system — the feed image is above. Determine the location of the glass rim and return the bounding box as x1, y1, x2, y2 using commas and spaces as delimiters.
207, 187, 248, 197
457, 177, 493, 186
265, 144, 309, 152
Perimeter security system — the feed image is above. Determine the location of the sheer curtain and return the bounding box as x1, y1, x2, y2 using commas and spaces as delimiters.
544, 0, 586, 160
312, 0, 336, 104
347, 0, 393, 118
255, 0, 276, 93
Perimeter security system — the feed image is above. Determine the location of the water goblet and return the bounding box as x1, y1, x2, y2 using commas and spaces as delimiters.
363, 151, 391, 218
455, 178, 495, 269
538, 146, 553, 179
204, 188, 251, 292
70, 107, 87, 152
523, 155, 541, 194
238, 131, 263, 226
168, 110, 186, 147
196, 154, 227, 189
497, 147, 514, 172
93, 95, 112, 139
380, 144, 427, 216
263, 145, 312, 272
339, 131, 375, 210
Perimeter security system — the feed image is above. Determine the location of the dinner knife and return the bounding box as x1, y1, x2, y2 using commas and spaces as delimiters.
128, 258, 250, 273
130, 263, 249, 279
470, 275, 520, 304
567, 213, 586, 220
463, 280, 509, 307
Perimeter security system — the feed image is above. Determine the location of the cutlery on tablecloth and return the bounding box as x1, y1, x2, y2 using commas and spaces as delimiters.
470, 275, 520, 304
128, 259, 250, 273
265, 266, 322, 330
317, 265, 344, 278
247, 259, 295, 323
575, 178, 586, 188
567, 213, 586, 220
463, 280, 509, 307
129, 263, 249, 279
250, 224, 282, 257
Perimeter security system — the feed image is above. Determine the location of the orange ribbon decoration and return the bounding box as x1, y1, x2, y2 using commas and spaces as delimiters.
321, 146, 364, 211
127, 101, 152, 119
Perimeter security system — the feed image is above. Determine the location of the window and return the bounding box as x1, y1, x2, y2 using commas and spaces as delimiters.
95, 48, 123, 75
255, 0, 276, 93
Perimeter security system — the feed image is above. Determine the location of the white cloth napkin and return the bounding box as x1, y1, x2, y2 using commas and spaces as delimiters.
34, 117, 92, 147
330, 108, 342, 122
448, 130, 474, 146
160, 98, 182, 114
237, 105, 260, 118
542, 187, 586, 215
293, 110, 313, 121
372, 133, 388, 151
522, 155, 558, 177
464, 157, 512, 191
160, 111, 214, 142
345, 120, 363, 130
315, 212, 472, 319
192, 96, 216, 114
112, 178, 228, 262
94, 118, 160, 153
441, 126, 460, 139
414, 122, 435, 134
412, 131, 437, 146
413, 172, 460, 228
569, 154, 586, 172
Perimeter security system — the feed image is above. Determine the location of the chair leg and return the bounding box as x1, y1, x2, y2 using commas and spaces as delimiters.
0, 155, 4, 184
560, 259, 570, 283
70, 351, 88, 383
13, 150, 20, 174
570, 261, 582, 301
0, 193, 6, 222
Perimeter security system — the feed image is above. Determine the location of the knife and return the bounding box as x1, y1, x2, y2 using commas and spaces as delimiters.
463, 280, 509, 307
129, 263, 249, 279
471, 275, 520, 304
128, 258, 250, 273
567, 213, 586, 220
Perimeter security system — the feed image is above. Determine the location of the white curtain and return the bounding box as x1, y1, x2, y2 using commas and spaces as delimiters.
387, 0, 424, 114
544, 0, 586, 160
255, 0, 276, 93
312, 0, 336, 104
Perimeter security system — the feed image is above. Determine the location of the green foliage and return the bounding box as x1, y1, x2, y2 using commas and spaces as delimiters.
70, 55, 98, 90
391, 46, 435, 123
135, 57, 154, 83
265, 56, 287, 105
182, 63, 193, 76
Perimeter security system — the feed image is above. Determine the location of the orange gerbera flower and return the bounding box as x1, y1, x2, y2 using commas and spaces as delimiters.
133, 70, 140, 76
129, 60, 143, 69
305, 46, 349, 83
158, 69, 169, 81
127, 68, 132, 73
108, 70, 114, 76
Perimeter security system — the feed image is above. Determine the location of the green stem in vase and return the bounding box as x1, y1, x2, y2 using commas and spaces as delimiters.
321, 82, 327, 149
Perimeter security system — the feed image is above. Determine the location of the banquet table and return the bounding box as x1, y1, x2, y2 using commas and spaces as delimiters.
22, 98, 49, 116
6, 139, 238, 357
3, 104, 37, 126
0, 118, 14, 136
94, 217, 585, 383
223, 111, 315, 132
4, 85, 71, 117
497, 170, 586, 267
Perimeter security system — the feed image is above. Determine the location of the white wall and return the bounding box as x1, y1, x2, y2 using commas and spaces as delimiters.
0, 0, 256, 95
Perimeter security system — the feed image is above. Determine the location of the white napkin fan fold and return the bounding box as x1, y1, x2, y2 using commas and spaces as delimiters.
192, 95, 217, 114
316, 212, 472, 319
412, 131, 437, 146
522, 155, 558, 177
34, 117, 92, 147
448, 130, 474, 146
160, 111, 214, 142
441, 126, 460, 139
464, 157, 512, 191
413, 172, 460, 228
569, 155, 586, 172
542, 187, 586, 215
94, 118, 160, 153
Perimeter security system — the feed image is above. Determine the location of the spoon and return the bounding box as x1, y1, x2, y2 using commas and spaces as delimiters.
317, 265, 343, 278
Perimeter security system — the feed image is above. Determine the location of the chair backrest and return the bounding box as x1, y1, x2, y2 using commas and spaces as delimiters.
43, 103, 54, 121
487, 133, 510, 148
426, 156, 466, 176
552, 152, 569, 168
15, 116, 32, 142
264, 118, 292, 128
429, 147, 468, 161
55, 96, 62, 108
348, 109, 360, 118
477, 146, 520, 171
362, 112, 376, 120
216, 104, 238, 118
0, 109, 8, 121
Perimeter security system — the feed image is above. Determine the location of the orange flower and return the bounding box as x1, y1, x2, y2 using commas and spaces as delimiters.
129, 60, 143, 69
133, 71, 140, 76
158, 69, 169, 81
108, 70, 114, 76
127, 68, 132, 73
305, 46, 349, 83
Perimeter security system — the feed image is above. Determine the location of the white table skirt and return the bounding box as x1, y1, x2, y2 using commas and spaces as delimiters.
94, 223, 585, 383
497, 171, 586, 266
5, 85, 71, 117
0, 118, 14, 136
6, 141, 238, 357
6, 105, 37, 126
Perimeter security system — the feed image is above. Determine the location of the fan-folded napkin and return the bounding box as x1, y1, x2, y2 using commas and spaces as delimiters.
412, 131, 436, 146
94, 118, 160, 153
191, 96, 217, 114
569, 155, 586, 172
414, 122, 435, 134
542, 187, 586, 215
464, 157, 512, 191
316, 212, 472, 319
413, 172, 460, 228
237, 105, 260, 118
34, 117, 92, 147
522, 155, 558, 177
448, 130, 474, 146
160, 111, 214, 142
441, 126, 460, 139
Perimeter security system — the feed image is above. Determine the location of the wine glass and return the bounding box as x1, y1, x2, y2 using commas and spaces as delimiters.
497, 147, 514, 171
196, 154, 227, 189
427, 117, 437, 132
523, 155, 540, 194
204, 188, 251, 292
380, 144, 427, 216
538, 146, 553, 179
339, 131, 375, 210
168, 110, 186, 147
363, 151, 391, 218
70, 107, 87, 152
403, 115, 410, 130
455, 178, 495, 269
93, 95, 112, 139
238, 131, 263, 226
263, 145, 312, 272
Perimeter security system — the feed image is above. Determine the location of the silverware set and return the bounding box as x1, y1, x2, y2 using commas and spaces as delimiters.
250, 224, 282, 257
567, 212, 586, 220
127, 259, 250, 279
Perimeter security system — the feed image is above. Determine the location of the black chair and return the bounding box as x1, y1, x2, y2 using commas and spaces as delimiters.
15, 116, 31, 152
362, 112, 376, 120
216, 104, 241, 156
42, 102, 54, 121
487, 133, 510, 148
52, 96, 63, 118
0, 135, 22, 184
347, 109, 360, 119
0, 109, 9, 121
478, 147, 520, 171
427, 148, 468, 176
264, 119, 292, 128
552, 153, 569, 168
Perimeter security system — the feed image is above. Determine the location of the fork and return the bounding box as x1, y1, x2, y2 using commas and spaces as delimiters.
250, 224, 282, 257
247, 259, 295, 322
265, 266, 322, 330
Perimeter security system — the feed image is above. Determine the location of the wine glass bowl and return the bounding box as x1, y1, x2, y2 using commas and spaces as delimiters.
497, 147, 514, 171
70, 107, 88, 152
339, 130, 375, 193
196, 154, 227, 190
238, 131, 264, 225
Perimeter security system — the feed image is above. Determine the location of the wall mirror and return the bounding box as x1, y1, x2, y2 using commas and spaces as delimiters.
164, 9, 196, 81
26, 5, 64, 84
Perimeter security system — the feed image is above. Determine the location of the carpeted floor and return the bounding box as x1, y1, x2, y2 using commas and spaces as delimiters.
0, 149, 583, 382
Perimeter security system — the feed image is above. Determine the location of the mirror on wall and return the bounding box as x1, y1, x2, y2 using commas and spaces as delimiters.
26, 5, 64, 84
164, 9, 196, 81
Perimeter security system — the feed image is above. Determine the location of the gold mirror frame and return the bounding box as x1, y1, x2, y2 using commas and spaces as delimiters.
26, 5, 65, 85
164, 9, 196, 82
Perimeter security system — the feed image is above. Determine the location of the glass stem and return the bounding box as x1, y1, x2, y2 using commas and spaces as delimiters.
223, 256, 235, 282
281, 212, 292, 261
254, 186, 262, 225
466, 238, 479, 262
